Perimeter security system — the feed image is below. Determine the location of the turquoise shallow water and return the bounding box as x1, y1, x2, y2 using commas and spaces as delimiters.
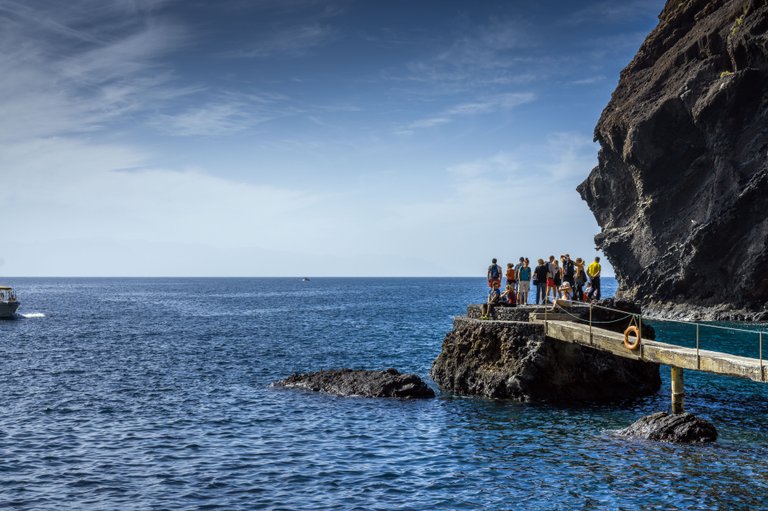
1, 277, 767, 510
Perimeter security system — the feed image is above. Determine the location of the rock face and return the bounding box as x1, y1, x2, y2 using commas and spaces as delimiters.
430, 305, 661, 402
578, 0, 768, 319
619, 412, 718, 443
275, 368, 435, 399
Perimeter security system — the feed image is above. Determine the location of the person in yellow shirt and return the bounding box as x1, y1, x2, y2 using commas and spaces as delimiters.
587, 256, 602, 300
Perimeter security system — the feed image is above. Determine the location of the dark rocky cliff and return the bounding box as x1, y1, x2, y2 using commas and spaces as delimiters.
578, 0, 768, 319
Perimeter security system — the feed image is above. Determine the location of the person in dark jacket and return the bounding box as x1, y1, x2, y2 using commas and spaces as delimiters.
533, 259, 548, 305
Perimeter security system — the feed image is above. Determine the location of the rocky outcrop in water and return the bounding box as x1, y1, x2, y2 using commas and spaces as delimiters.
275, 368, 435, 399
430, 305, 660, 402
619, 412, 718, 443
578, 0, 768, 320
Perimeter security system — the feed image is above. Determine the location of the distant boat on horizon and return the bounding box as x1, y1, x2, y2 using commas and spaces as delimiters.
302, 277, 311, 282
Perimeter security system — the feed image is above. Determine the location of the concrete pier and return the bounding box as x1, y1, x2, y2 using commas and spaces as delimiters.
538, 319, 766, 383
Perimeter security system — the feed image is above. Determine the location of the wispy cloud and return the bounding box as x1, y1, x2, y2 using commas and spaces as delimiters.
220, 0, 345, 59
231, 23, 335, 58
537, 132, 597, 181
384, 18, 543, 95
562, 0, 663, 26
0, 136, 329, 275
447, 152, 520, 179
147, 91, 304, 136
570, 75, 606, 85
397, 92, 535, 134
148, 93, 361, 139
370, 133, 601, 268
0, 1, 189, 142
444, 132, 595, 186
149, 103, 255, 136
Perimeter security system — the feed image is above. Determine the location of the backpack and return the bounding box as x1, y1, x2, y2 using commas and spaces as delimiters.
489, 264, 500, 280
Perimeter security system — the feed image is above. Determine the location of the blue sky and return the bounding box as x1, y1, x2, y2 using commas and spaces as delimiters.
1, 0, 664, 276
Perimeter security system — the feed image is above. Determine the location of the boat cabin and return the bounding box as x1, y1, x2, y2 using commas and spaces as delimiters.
0, 286, 18, 303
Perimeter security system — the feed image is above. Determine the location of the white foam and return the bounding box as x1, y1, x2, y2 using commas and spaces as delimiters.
20, 312, 46, 318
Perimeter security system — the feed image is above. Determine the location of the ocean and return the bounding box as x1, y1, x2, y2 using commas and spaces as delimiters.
2, 277, 767, 510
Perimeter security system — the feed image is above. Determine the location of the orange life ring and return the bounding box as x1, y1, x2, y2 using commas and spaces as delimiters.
624, 325, 641, 350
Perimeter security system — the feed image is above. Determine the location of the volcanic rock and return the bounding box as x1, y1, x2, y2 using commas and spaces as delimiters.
578, 0, 768, 319
275, 368, 435, 399
619, 411, 718, 443
430, 307, 660, 402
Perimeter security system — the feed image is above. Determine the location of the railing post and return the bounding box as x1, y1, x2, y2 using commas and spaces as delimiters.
671, 366, 684, 414
696, 324, 700, 370
760, 332, 765, 381
589, 303, 593, 346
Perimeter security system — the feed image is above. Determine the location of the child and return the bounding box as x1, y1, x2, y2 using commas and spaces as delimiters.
500, 284, 516, 307
481, 281, 502, 319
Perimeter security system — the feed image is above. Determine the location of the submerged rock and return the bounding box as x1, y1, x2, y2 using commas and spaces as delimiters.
430, 315, 660, 402
619, 412, 718, 443
275, 368, 435, 399
578, 0, 768, 318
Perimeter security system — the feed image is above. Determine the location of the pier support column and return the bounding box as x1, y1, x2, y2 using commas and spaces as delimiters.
671, 366, 684, 414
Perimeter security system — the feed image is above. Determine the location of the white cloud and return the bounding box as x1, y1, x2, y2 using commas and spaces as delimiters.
0, 137, 330, 274
364, 134, 605, 274
570, 75, 606, 85
0, 1, 189, 143
447, 153, 520, 179
563, 1, 663, 26
385, 18, 543, 95
538, 132, 597, 181
233, 23, 335, 58
146, 91, 300, 136
149, 103, 257, 136
399, 92, 535, 133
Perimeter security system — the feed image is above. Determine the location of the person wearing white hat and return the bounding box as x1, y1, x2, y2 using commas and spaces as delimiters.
559, 281, 573, 301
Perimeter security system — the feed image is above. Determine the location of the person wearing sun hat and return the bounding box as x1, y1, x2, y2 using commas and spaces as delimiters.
552, 281, 574, 309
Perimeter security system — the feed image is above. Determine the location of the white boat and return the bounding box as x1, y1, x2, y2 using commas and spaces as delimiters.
0, 286, 20, 318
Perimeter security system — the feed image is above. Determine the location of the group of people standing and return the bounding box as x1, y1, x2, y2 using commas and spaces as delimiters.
485, 255, 602, 309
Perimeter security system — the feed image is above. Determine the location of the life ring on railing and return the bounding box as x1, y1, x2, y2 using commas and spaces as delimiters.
623, 325, 641, 351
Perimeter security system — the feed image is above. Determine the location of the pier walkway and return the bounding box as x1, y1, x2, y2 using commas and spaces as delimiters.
536, 316, 766, 383
533, 303, 768, 412
464, 302, 768, 412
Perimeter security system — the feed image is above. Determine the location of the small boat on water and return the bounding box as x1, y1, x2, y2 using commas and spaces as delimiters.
302, 277, 311, 282
0, 286, 20, 318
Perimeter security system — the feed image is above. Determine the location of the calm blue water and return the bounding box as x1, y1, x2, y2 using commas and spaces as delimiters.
2, 278, 768, 510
